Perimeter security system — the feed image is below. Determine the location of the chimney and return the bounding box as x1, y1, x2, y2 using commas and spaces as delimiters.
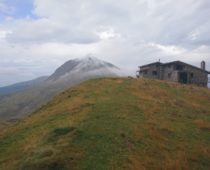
201, 61, 206, 70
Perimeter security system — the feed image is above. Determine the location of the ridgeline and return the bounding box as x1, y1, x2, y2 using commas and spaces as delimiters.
0, 78, 210, 170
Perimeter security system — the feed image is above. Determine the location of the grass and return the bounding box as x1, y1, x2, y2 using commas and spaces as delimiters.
0, 78, 210, 170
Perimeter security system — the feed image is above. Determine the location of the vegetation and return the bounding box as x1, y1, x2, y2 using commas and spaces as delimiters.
0, 78, 210, 170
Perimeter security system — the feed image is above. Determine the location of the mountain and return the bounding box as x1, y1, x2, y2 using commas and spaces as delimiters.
48, 57, 119, 81
0, 57, 121, 120
0, 76, 47, 96
0, 78, 210, 170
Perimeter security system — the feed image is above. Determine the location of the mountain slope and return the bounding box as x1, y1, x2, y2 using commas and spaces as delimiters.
0, 76, 47, 96
0, 57, 121, 120
0, 78, 210, 170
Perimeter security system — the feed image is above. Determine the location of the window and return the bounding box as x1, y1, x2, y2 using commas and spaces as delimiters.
152, 71, 157, 76
142, 70, 148, 74
168, 73, 172, 78
175, 65, 184, 71
190, 73, 194, 78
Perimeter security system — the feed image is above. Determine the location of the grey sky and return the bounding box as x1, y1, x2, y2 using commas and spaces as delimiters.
0, 0, 210, 86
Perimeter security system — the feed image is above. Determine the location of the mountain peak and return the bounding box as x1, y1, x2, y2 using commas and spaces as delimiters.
79, 56, 98, 61
48, 57, 120, 81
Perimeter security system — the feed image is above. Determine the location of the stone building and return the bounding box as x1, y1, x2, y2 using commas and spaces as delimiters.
136, 61, 210, 87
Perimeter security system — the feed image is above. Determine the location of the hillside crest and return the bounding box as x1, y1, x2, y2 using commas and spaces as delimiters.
1, 78, 210, 170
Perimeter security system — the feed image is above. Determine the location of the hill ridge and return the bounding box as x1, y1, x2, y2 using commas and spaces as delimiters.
0, 78, 210, 170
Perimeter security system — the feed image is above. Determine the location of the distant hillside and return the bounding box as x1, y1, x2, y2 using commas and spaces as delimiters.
0, 76, 47, 96
0, 78, 210, 170
0, 57, 121, 120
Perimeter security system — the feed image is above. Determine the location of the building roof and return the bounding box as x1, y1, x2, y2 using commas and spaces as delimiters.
139, 60, 210, 74
139, 62, 162, 68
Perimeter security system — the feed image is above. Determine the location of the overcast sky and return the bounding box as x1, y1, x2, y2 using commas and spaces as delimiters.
0, 0, 210, 86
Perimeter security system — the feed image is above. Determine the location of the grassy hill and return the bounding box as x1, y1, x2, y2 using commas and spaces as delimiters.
0, 78, 210, 170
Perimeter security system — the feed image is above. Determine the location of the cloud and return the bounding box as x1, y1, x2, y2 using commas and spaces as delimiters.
4, 0, 210, 46
0, 0, 210, 86
0, 2, 15, 16
30, 0, 210, 47
6, 18, 99, 44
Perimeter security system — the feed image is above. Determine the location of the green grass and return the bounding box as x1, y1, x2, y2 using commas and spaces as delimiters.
0, 78, 210, 170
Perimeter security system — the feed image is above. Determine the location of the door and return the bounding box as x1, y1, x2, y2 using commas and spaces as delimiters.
179, 72, 188, 84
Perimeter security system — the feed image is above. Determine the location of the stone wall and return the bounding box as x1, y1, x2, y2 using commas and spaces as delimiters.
183, 66, 208, 86
140, 64, 161, 79
162, 65, 179, 82
164, 64, 208, 86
